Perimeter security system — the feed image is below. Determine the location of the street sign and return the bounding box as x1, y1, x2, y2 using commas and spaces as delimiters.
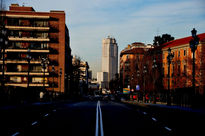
136, 85, 140, 91
123, 88, 130, 94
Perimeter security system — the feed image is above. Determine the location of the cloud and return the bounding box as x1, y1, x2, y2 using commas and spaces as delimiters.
5, 0, 205, 77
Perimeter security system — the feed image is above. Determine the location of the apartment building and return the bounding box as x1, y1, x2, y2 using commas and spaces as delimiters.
120, 42, 153, 90
0, 4, 72, 95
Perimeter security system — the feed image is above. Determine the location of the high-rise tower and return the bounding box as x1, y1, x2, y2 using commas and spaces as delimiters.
101, 36, 118, 82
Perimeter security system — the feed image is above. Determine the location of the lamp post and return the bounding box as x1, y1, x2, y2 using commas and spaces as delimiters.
41, 56, 48, 91
167, 48, 174, 106
136, 65, 140, 102
59, 68, 62, 94
189, 28, 199, 92
152, 57, 157, 104
27, 49, 31, 88
0, 28, 8, 88
131, 74, 134, 100
143, 65, 147, 103
52, 65, 55, 92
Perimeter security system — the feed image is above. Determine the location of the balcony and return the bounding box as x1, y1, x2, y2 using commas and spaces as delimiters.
5, 48, 50, 53
8, 36, 50, 42
0, 59, 42, 64
0, 72, 50, 76
5, 83, 49, 87
5, 25, 50, 31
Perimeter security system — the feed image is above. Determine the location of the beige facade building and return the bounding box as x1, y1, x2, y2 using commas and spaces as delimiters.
98, 36, 118, 88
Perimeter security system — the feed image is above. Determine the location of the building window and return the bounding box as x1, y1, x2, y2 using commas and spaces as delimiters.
191, 53, 195, 58
126, 55, 129, 59
32, 77, 43, 83
172, 65, 174, 77
178, 50, 180, 57
178, 64, 180, 76
184, 49, 186, 56
162, 67, 164, 77
10, 76, 21, 83
184, 65, 187, 76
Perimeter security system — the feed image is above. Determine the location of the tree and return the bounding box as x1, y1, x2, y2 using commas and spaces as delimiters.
109, 73, 120, 94
72, 56, 90, 96
153, 34, 174, 46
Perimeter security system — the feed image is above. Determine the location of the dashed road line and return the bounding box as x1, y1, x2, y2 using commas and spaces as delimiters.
143, 112, 147, 115
164, 126, 172, 131
44, 113, 49, 117
11, 132, 20, 136
151, 117, 157, 122
31, 121, 38, 126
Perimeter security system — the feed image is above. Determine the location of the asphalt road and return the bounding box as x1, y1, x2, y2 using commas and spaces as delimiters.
1, 100, 204, 136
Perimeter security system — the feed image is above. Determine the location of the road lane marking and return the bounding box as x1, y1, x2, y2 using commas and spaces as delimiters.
152, 117, 157, 122
99, 101, 104, 136
95, 101, 99, 136
31, 121, 38, 126
95, 101, 104, 136
143, 112, 147, 115
11, 132, 20, 136
44, 113, 49, 117
164, 126, 172, 131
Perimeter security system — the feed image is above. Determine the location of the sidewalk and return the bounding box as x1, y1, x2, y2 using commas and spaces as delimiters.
123, 100, 205, 114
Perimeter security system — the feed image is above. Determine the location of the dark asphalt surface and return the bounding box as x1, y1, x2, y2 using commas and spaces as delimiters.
1, 100, 204, 136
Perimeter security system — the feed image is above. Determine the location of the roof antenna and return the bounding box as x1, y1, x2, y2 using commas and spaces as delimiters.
22, 2, 27, 7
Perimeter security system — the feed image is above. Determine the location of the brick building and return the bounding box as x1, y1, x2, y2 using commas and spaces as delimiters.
120, 42, 153, 93
162, 33, 205, 95
0, 4, 72, 98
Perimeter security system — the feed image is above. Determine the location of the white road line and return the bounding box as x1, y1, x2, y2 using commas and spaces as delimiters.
95, 101, 104, 136
31, 121, 38, 126
143, 112, 147, 115
99, 101, 104, 136
164, 126, 172, 131
95, 101, 99, 136
44, 113, 49, 117
11, 132, 20, 136
152, 117, 157, 122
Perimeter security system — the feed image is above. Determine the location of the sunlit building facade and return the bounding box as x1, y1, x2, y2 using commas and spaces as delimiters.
0, 4, 72, 95
162, 33, 205, 95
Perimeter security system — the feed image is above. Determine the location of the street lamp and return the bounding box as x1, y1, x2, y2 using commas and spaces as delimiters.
59, 68, 62, 94
27, 49, 31, 88
167, 48, 174, 106
152, 58, 157, 104
0, 28, 8, 87
131, 74, 134, 100
136, 65, 140, 101
41, 56, 48, 91
143, 65, 147, 103
189, 28, 199, 92
52, 65, 55, 92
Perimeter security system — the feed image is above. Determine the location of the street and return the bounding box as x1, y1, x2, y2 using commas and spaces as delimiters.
0, 100, 204, 136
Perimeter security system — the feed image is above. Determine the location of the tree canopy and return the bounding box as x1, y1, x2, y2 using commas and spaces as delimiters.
153, 34, 174, 46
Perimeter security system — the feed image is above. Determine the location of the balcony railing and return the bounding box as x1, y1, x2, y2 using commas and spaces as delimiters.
0, 72, 50, 76
8, 36, 50, 42
6, 25, 50, 31
0, 59, 41, 64
5, 82, 50, 87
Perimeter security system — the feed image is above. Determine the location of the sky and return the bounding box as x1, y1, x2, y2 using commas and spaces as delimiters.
4, 0, 205, 78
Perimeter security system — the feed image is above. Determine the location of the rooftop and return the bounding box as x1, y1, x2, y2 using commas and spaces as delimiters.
162, 33, 205, 49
